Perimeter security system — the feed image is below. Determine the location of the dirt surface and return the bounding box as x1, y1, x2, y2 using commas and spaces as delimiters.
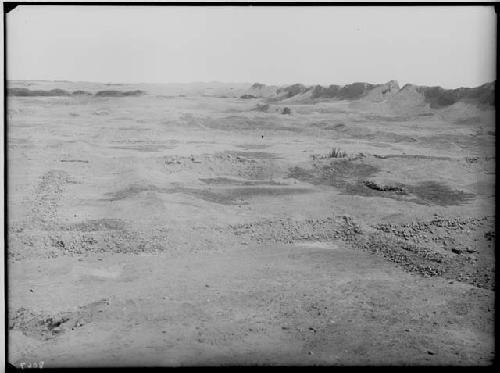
7, 81, 495, 366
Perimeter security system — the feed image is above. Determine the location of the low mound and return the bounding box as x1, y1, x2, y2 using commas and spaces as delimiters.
94, 90, 145, 97
72, 90, 92, 96
276, 83, 311, 98
8, 88, 71, 97
241, 83, 279, 98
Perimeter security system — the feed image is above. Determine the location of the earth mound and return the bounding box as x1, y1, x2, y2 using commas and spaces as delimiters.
311, 84, 342, 99
240, 94, 257, 99
263, 80, 495, 111
362, 80, 400, 102
276, 83, 311, 98
415, 82, 495, 108
241, 83, 280, 98
72, 90, 92, 96
94, 90, 145, 97
384, 82, 495, 114
8, 88, 71, 97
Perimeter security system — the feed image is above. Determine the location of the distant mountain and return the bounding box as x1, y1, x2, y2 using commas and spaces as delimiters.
8, 79, 495, 109
239, 80, 495, 109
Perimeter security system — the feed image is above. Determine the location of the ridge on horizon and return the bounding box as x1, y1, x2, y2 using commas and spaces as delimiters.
6, 79, 496, 91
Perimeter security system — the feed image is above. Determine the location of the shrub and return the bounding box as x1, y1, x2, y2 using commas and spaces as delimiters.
254, 103, 270, 112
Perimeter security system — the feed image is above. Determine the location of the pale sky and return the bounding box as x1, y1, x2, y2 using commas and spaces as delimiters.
6, 5, 496, 88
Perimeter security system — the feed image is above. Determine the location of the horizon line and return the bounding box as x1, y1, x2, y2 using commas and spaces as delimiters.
6, 78, 496, 90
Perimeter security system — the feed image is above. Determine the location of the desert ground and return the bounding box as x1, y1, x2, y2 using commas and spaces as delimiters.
6, 80, 495, 366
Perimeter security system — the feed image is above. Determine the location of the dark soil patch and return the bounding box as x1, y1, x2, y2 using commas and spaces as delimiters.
102, 185, 151, 201
60, 159, 89, 163
118, 127, 150, 131
364, 115, 411, 122
167, 186, 312, 205
95, 90, 145, 97
288, 160, 395, 199
311, 122, 346, 131
242, 164, 275, 180
468, 180, 495, 197
8, 88, 71, 97
104, 185, 157, 201
407, 181, 475, 206
231, 151, 282, 160
64, 219, 126, 232
207, 116, 270, 131
287, 160, 475, 206
374, 154, 454, 161
185, 141, 218, 144
104, 184, 310, 205
274, 125, 303, 133
110, 144, 176, 152
288, 159, 379, 189
235, 144, 270, 150
200, 177, 284, 186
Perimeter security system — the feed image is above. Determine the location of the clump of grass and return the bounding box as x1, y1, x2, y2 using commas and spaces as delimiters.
312, 147, 365, 161
327, 147, 348, 158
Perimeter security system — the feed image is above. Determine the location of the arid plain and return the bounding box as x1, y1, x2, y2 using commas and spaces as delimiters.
7, 80, 495, 366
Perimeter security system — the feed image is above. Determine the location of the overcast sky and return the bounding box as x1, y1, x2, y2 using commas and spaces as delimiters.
6, 5, 496, 88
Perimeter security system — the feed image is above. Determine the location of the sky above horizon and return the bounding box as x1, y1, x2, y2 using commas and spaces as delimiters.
6, 5, 496, 89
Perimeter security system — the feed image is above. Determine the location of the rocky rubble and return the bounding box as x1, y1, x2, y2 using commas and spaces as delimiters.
373, 216, 493, 250
363, 215, 495, 289
363, 180, 406, 193
8, 222, 240, 261
229, 214, 494, 290
10, 299, 110, 340
354, 233, 448, 277
229, 215, 362, 245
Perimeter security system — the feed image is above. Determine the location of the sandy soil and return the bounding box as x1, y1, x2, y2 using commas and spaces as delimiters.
7, 81, 495, 366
